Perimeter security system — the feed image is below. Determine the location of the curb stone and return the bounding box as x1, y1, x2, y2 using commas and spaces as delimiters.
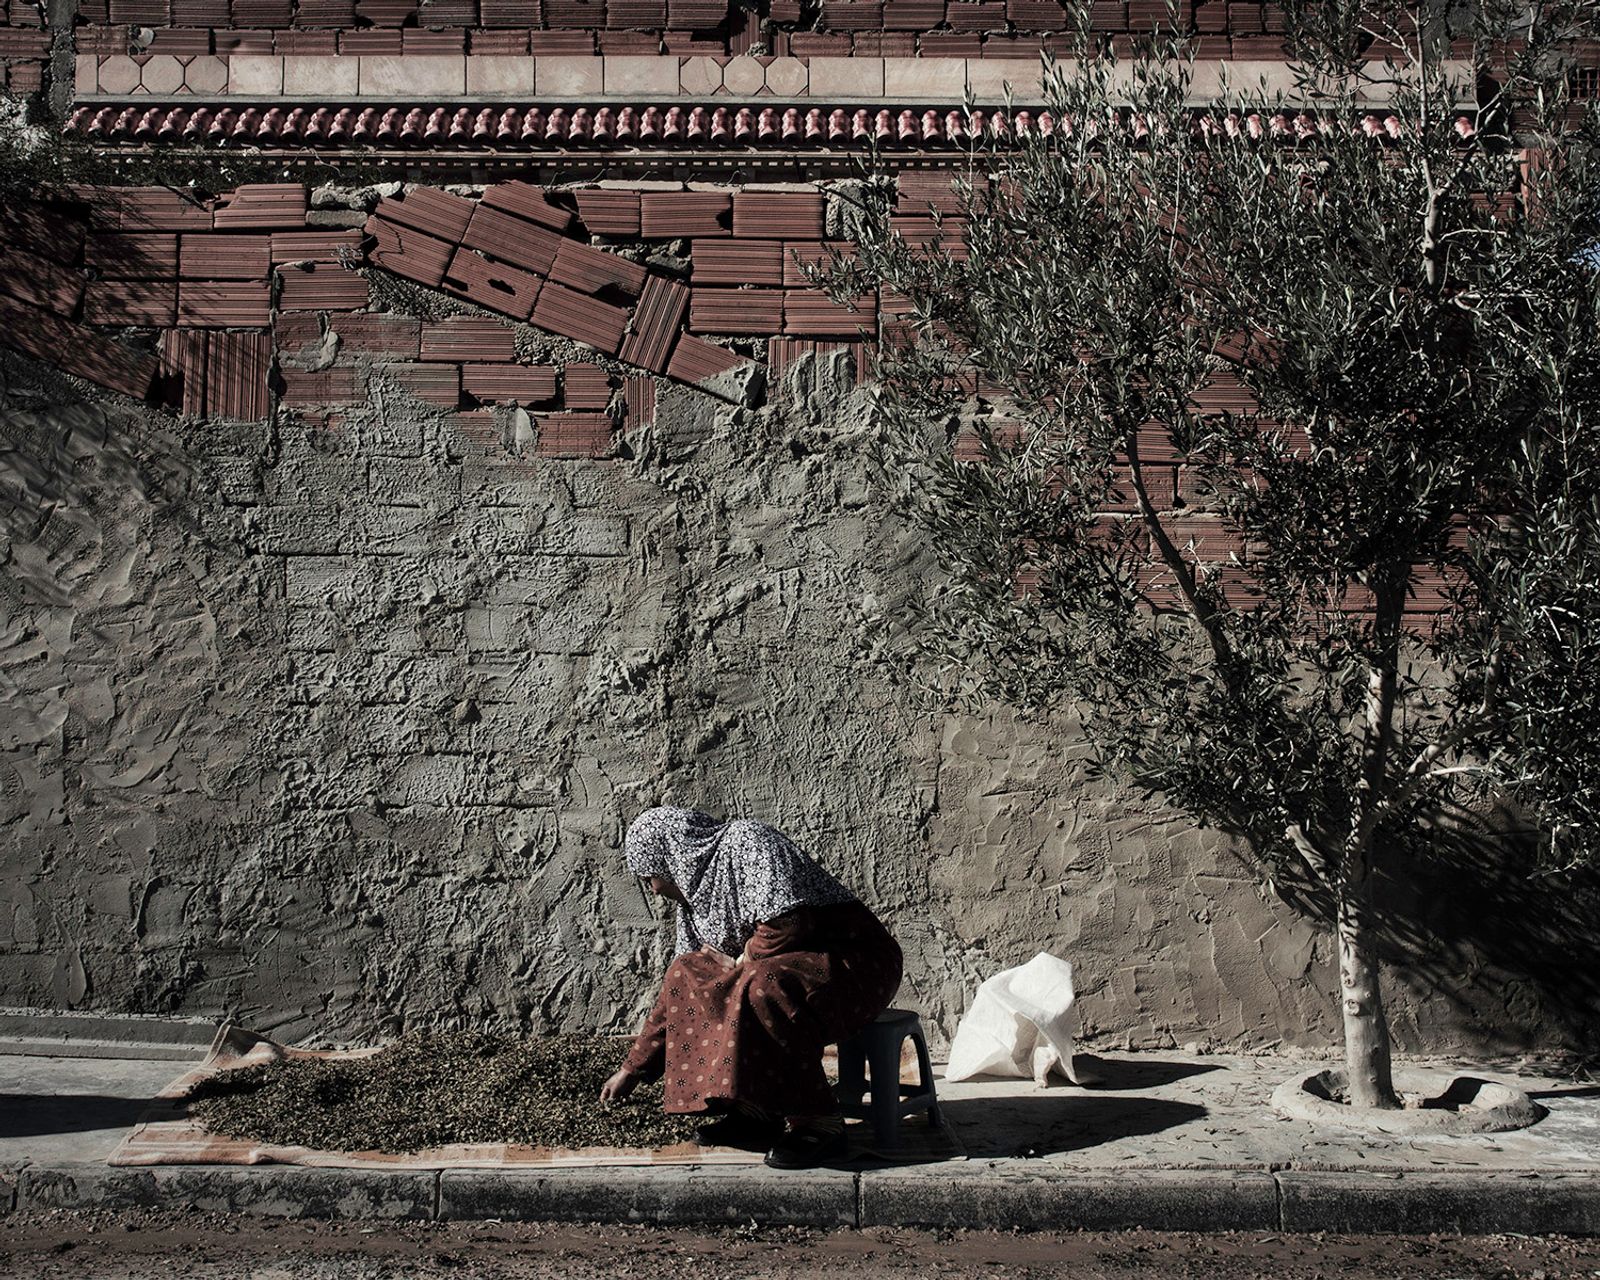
5, 1164, 1599, 1235
857, 1167, 1280, 1232
1275, 1171, 1600, 1236
18, 1165, 436, 1220
437, 1165, 858, 1227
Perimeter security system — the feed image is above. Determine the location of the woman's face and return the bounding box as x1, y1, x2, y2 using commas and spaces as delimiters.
647, 875, 689, 907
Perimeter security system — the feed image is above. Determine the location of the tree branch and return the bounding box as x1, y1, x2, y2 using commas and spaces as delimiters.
1125, 426, 1240, 682
1367, 643, 1507, 834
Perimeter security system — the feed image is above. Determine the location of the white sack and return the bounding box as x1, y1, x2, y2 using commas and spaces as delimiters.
944, 952, 1082, 1086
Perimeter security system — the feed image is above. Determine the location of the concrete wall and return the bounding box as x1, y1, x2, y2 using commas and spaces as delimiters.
2, 335, 1596, 1058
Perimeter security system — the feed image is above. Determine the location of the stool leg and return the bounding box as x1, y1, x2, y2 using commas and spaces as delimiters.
911, 1028, 942, 1128
867, 1035, 903, 1146
836, 1038, 868, 1110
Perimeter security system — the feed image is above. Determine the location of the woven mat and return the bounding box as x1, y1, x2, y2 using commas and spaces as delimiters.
108, 1025, 963, 1170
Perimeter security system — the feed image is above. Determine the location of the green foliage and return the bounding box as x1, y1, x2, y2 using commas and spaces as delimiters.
1460, 431, 1600, 870
824, 0, 1600, 889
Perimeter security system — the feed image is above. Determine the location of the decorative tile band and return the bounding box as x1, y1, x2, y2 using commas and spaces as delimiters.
64, 99, 1039, 146
66, 99, 1473, 151
73, 52, 1334, 105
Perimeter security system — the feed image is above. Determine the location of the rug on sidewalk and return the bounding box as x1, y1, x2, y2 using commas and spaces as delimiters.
107, 1024, 964, 1170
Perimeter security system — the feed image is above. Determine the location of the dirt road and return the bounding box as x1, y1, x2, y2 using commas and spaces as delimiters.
3, 1210, 1598, 1279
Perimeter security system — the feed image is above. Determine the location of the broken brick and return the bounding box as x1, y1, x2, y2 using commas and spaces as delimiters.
461, 203, 564, 278
574, 189, 641, 237
83, 279, 177, 327
178, 280, 273, 328
374, 188, 475, 243
277, 261, 371, 311
480, 181, 574, 234
462, 363, 558, 405
547, 239, 648, 298
531, 280, 628, 356
441, 246, 544, 320
536, 411, 613, 459
366, 215, 454, 289
665, 333, 750, 387
419, 315, 516, 362
211, 184, 309, 230
179, 234, 272, 280
618, 275, 688, 374
563, 364, 612, 410
640, 192, 731, 239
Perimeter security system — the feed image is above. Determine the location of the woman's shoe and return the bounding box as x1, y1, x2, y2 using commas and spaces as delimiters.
763, 1126, 850, 1170
693, 1112, 785, 1151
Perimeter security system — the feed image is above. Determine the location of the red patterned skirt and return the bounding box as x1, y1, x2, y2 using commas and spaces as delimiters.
622, 899, 903, 1117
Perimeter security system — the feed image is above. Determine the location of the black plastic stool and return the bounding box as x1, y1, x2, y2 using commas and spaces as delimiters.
835, 1008, 942, 1145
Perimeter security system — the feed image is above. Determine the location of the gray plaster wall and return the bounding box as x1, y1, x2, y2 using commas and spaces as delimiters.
1, 337, 1594, 1058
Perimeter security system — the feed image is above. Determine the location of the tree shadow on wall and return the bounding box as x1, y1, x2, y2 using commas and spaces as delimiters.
0, 212, 210, 556
0, 345, 210, 617
1271, 802, 1600, 1061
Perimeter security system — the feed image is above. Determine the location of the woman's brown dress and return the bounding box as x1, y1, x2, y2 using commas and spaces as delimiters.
622, 899, 902, 1117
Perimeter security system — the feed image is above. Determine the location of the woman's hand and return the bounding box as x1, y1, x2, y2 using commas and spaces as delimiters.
699, 943, 738, 970
599, 1068, 639, 1104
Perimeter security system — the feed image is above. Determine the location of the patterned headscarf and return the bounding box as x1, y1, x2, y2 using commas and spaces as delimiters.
624, 806, 856, 957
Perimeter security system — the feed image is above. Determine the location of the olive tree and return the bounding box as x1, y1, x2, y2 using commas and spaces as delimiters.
822, 0, 1600, 1106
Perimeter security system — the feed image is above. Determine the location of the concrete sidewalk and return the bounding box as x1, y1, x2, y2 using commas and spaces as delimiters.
2, 1046, 1597, 1235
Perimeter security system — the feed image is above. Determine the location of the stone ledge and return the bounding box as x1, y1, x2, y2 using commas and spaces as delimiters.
10, 1163, 1598, 1234
18, 1166, 437, 1221
437, 1165, 858, 1227
1275, 1171, 1600, 1236
858, 1167, 1281, 1233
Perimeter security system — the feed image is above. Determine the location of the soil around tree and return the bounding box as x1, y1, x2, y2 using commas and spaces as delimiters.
183, 1033, 698, 1153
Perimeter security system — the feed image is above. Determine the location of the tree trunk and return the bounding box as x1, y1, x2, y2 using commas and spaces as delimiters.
1337, 563, 1406, 1111
1336, 876, 1401, 1109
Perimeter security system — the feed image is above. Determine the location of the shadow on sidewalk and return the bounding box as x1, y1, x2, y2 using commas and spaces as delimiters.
1070, 1055, 1222, 1091
0, 1093, 154, 1139
935, 1095, 1208, 1160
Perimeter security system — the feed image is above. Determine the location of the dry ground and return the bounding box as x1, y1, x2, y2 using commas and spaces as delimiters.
2, 1210, 1598, 1279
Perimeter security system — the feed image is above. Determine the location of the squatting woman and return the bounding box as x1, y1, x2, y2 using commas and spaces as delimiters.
598, 806, 902, 1169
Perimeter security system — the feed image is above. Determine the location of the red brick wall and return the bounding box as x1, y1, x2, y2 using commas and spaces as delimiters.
0, 179, 868, 456
0, 0, 49, 94
0, 173, 1469, 619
